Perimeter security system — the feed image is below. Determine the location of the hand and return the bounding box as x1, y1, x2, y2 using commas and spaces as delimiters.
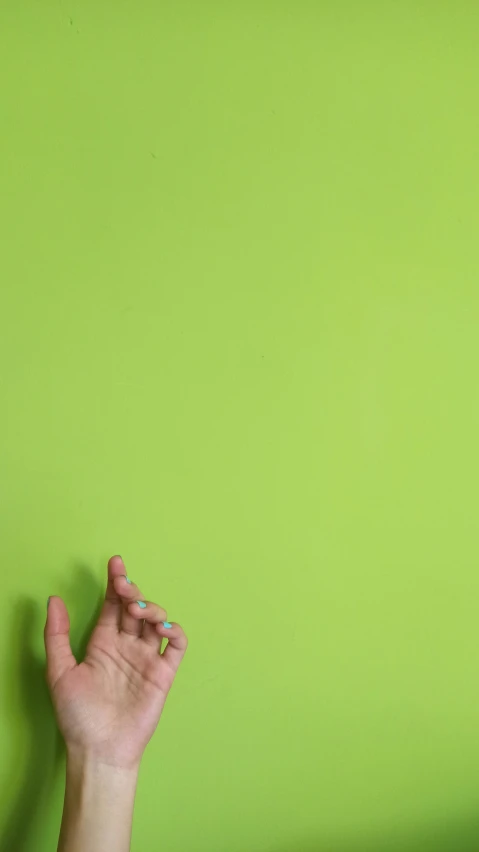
44, 555, 188, 770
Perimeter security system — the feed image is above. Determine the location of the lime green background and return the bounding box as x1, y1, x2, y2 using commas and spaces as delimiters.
1, 2, 479, 850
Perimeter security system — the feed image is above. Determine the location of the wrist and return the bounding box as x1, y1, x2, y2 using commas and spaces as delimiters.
59, 748, 139, 852
66, 743, 141, 776
65, 747, 139, 805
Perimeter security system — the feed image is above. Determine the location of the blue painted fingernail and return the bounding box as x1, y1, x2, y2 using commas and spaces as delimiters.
137, 600, 147, 609
162, 621, 172, 629
125, 576, 132, 584
47, 596, 51, 609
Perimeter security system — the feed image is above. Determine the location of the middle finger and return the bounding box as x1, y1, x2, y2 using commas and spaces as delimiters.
113, 573, 146, 636
125, 599, 168, 646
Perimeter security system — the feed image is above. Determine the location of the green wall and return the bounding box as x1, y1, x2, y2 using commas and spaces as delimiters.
2, 2, 479, 850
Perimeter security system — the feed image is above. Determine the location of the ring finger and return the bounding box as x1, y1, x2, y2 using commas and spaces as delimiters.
113, 573, 148, 637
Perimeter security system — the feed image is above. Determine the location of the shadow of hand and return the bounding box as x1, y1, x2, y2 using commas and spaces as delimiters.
0, 563, 103, 852
0, 598, 60, 852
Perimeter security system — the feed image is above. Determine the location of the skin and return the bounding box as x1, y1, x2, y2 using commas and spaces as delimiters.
44, 555, 188, 852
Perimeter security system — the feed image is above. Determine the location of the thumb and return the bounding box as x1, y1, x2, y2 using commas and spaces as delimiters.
44, 596, 77, 688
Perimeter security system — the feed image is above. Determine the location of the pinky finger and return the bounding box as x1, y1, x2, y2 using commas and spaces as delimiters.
156, 622, 188, 673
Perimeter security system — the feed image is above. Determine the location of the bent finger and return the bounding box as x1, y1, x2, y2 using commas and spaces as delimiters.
113, 572, 145, 636
125, 599, 168, 647
157, 622, 188, 673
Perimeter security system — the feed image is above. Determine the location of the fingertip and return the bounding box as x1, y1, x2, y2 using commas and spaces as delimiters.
108, 555, 125, 572
44, 596, 70, 634
113, 574, 133, 595
156, 620, 178, 633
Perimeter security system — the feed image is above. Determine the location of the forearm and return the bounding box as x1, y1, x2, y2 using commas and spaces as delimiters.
58, 749, 139, 852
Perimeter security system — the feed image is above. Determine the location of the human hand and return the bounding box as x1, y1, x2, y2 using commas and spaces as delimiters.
45, 555, 187, 770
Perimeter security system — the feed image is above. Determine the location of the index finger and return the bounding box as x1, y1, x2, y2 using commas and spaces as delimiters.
96, 555, 128, 630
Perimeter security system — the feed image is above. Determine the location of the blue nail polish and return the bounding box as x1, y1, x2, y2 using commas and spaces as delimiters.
162, 621, 172, 629
47, 596, 51, 608
137, 600, 147, 609
125, 576, 132, 584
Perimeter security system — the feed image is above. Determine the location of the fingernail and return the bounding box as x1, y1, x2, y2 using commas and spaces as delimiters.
47, 596, 51, 609
137, 600, 147, 609
162, 621, 172, 629
125, 575, 132, 584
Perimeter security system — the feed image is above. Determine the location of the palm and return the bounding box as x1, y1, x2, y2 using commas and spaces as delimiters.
45, 557, 187, 769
